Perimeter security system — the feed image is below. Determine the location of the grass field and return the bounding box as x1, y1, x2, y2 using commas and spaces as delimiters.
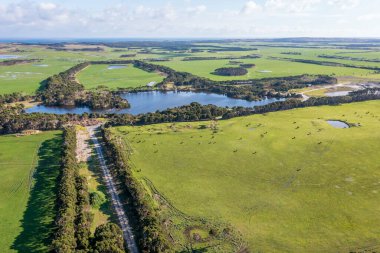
1, 43, 380, 95
77, 64, 164, 90
0, 131, 62, 253
79, 150, 115, 233
111, 101, 380, 252
159, 56, 379, 81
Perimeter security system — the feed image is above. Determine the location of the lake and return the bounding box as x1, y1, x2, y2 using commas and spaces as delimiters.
0, 55, 20, 59
26, 91, 285, 115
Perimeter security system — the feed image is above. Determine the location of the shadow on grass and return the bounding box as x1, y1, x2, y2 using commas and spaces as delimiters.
11, 134, 62, 252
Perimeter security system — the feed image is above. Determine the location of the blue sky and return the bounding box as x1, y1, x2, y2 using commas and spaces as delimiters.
0, 0, 379, 38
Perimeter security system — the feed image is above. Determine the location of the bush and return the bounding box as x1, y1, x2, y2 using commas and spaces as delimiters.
90, 191, 106, 208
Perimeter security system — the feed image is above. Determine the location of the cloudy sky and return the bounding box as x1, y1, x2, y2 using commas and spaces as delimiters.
0, 0, 379, 38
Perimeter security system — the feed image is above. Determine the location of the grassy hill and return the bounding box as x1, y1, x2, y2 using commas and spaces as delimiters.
111, 101, 380, 252
77, 64, 164, 90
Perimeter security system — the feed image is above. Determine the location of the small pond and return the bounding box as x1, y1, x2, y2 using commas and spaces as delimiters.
0, 55, 20, 59
325, 91, 350, 97
108, 65, 127, 70
33, 64, 49, 67
26, 91, 285, 115
327, 120, 350, 129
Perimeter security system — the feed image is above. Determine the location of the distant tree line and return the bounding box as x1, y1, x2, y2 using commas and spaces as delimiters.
102, 129, 169, 252
182, 54, 261, 61
120, 54, 137, 58
281, 52, 302, 55
53, 127, 125, 253
48, 47, 104, 52
270, 56, 380, 72
0, 59, 40, 66
318, 54, 380, 63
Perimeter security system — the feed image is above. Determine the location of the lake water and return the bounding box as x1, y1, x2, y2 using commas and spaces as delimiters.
108, 65, 127, 70
26, 91, 285, 115
327, 120, 350, 129
0, 55, 20, 59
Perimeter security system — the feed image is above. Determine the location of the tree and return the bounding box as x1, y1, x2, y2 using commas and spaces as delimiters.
92, 223, 126, 253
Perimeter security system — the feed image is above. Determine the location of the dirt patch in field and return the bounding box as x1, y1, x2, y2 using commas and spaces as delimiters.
76, 128, 92, 162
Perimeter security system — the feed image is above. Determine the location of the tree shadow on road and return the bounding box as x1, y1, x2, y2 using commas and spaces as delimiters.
11, 134, 62, 252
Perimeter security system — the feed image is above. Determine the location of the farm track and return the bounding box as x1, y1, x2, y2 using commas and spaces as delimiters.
87, 126, 139, 253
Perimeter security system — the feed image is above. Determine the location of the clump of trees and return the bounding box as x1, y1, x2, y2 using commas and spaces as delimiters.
0, 105, 83, 134
0, 92, 31, 104
102, 129, 170, 252
213, 67, 248, 76
92, 223, 125, 253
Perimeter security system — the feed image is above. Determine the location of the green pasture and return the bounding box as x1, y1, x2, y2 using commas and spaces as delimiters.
0, 131, 62, 253
159, 57, 377, 81
112, 101, 380, 252
77, 64, 164, 90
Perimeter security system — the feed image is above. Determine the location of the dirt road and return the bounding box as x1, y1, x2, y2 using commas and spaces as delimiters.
87, 126, 139, 253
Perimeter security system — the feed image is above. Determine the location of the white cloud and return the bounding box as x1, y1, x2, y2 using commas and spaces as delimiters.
39, 2, 56, 11
186, 5, 207, 15
241, 1, 262, 15
0, 0, 377, 38
133, 4, 177, 21
265, 0, 321, 13
328, 0, 360, 9
357, 13, 380, 21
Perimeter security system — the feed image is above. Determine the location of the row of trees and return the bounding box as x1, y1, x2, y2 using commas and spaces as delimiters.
53, 127, 126, 253
53, 126, 88, 252
318, 54, 380, 63
102, 129, 170, 252
272, 56, 380, 71
182, 54, 261, 61
0, 59, 40, 66
106, 103, 228, 127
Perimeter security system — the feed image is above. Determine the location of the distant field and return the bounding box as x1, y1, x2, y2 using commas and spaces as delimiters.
158, 55, 379, 81
0, 131, 62, 253
1, 43, 380, 95
112, 101, 380, 252
77, 64, 164, 90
